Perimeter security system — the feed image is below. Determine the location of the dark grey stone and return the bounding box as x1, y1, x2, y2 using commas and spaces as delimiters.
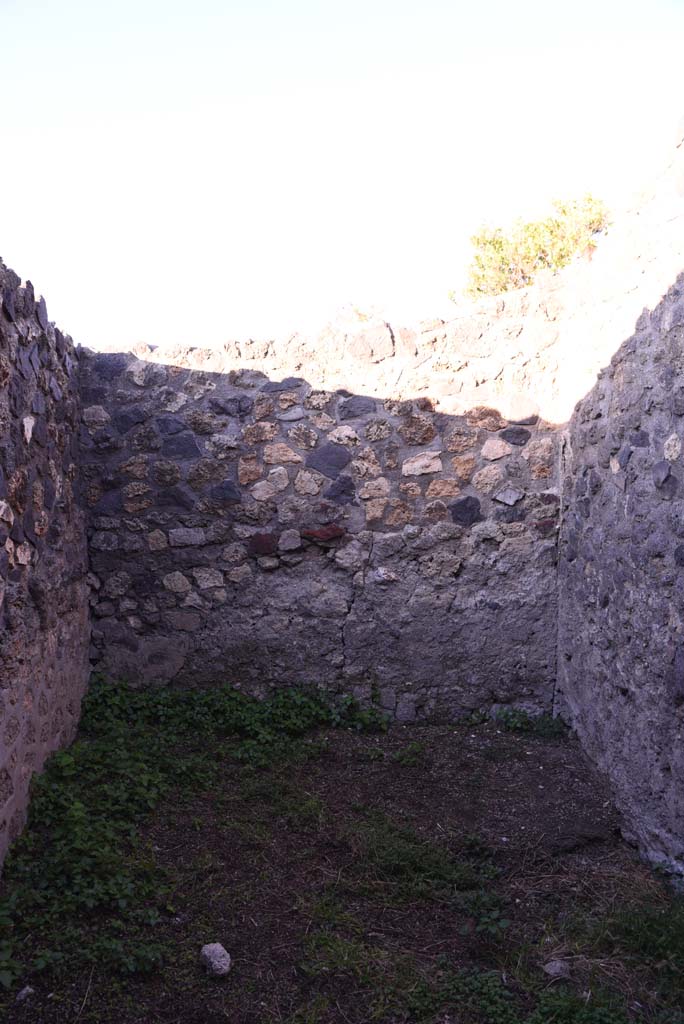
630, 430, 650, 447
306, 442, 352, 478
95, 490, 123, 514
93, 428, 122, 453
617, 445, 632, 469
210, 395, 254, 417
323, 475, 357, 505
653, 460, 671, 488
209, 481, 242, 505
660, 474, 679, 500
36, 295, 48, 331
114, 407, 148, 433
31, 392, 46, 416
28, 345, 40, 376
495, 506, 526, 523
261, 377, 305, 393
671, 646, 684, 705
161, 433, 201, 459
155, 415, 186, 435
339, 396, 376, 420
92, 353, 128, 381
450, 496, 483, 526
10, 520, 24, 544
156, 485, 196, 511
499, 426, 531, 446
2, 283, 17, 322
16, 349, 33, 381
671, 387, 684, 416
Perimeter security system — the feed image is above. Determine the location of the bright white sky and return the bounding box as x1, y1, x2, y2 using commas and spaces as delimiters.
2, 0, 684, 348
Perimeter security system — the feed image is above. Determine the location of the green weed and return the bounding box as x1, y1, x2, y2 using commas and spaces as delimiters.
589, 898, 684, 1007
0, 681, 385, 990
343, 811, 507, 945
391, 740, 425, 765
300, 937, 630, 1024
495, 708, 568, 738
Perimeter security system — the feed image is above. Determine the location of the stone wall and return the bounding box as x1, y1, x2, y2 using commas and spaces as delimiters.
124, 121, 684, 430
557, 274, 684, 874
5, 121, 684, 874
79, 349, 561, 720
0, 262, 89, 863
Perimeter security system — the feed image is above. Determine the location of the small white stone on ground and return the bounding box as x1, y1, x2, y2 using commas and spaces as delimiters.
200, 942, 232, 976
542, 959, 571, 979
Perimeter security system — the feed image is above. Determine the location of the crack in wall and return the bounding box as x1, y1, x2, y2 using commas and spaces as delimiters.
340, 532, 374, 688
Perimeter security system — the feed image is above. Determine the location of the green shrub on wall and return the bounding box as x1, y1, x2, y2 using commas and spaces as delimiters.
462, 195, 609, 298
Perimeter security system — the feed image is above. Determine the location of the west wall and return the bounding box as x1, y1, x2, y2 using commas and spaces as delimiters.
558, 274, 684, 874
0, 262, 89, 863
79, 349, 561, 720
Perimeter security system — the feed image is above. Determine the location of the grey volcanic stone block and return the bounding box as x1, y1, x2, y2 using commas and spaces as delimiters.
95, 490, 123, 514
114, 407, 148, 432
499, 426, 531, 446
306, 442, 352, 478
339, 396, 376, 419
630, 429, 650, 447
262, 377, 305, 392
157, 484, 196, 510
324, 475, 357, 504
450, 496, 483, 526
161, 433, 201, 458
210, 395, 253, 417
653, 460, 671, 487
209, 481, 241, 504
156, 415, 186, 435
92, 353, 127, 380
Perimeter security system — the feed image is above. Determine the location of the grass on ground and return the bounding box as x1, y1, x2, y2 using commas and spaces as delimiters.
1, 682, 683, 1024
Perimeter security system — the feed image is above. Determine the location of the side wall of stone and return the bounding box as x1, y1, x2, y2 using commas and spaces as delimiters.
557, 274, 684, 873
80, 350, 561, 720
0, 263, 90, 863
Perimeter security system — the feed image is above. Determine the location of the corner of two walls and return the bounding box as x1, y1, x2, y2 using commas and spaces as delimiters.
0, 264, 89, 865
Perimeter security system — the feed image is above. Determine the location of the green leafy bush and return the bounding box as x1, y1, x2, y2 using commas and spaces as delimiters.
463, 195, 608, 298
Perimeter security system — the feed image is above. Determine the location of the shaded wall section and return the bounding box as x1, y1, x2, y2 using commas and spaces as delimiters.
0, 263, 89, 862
558, 274, 684, 873
79, 350, 561, 720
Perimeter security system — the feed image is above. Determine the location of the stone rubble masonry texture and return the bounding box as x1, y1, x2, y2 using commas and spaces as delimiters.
0, 261, 89, 866
557, 272, 684, 875
79, 351, 560, 722
4, 123, 684, 872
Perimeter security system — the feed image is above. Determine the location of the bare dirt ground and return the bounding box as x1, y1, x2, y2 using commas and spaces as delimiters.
4, 707, 681, 1024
